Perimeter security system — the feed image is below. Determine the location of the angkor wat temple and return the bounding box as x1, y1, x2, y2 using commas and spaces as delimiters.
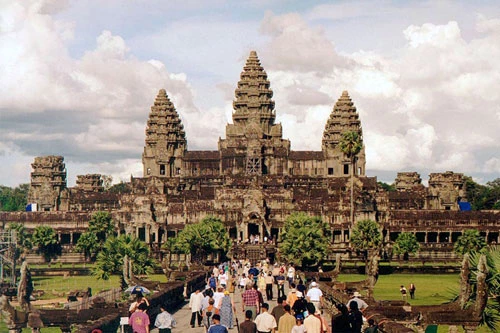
1, 51, 498, 262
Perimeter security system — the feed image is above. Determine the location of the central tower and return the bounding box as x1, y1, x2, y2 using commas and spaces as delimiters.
219, 51, 290, 175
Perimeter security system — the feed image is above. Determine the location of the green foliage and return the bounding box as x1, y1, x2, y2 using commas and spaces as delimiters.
0, 184, 29, 211
454, 229, 487, 255
32, 226, 59, 262
339, 131, 363, 159
167, 215, 231, 264
75, 211, 115, 260
393, 232, 420, 260
93, 234, 156, 280
107, 181, 132, 194
278, 212, 332, 268
7, 222, 33, 251
465, 176, 500, 210
350, 219, 382, 253
467, 246, 500, 330
377, 181, 395, 192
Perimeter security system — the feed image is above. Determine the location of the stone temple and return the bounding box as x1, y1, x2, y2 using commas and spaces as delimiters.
1, 51, 498, 263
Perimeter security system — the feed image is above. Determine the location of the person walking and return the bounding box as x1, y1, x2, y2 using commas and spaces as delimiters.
130, 303, 150, 333
240, 310, 257, 333
208, 314, 229, 333
242, 284, 260, 320
270, 297, 286, 328
348, 301, 363, 333
400, 285, 408, 302
265, 272, 274, 301
306, 282, 323, 310
218, 290, 236, 329
155, 304, 176, 333
303, 303, 321, 333
278, 305, 296, 333
189, 288, 204, 328
409, 283, 416, 299
255, 303, 277, 333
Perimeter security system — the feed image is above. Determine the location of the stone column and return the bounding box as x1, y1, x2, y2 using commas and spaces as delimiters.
70, 232, 74, 245
425, 232, 428, 243
146, 225, 151, 244
57, 232, 61, 243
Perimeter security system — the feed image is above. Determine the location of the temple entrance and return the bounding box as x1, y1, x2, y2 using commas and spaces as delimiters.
248, 223, 259, 242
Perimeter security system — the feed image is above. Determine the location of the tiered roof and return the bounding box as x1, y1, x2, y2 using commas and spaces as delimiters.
322, 91, 363, 149
232, 51, 276, 134
144, 89, 186, 158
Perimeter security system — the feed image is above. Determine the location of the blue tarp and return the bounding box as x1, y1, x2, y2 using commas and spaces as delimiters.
459, 202, 472, 211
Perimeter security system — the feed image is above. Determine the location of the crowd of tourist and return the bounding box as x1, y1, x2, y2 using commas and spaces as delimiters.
126, 259, 378, 333
188, 260, 378, 333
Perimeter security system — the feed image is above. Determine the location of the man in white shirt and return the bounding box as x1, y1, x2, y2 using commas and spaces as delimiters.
255, 303, 277, 333
212, 287, 225, 311
347, 291, 368, 312
189, 289, 204, 328
306, 282, 323, 309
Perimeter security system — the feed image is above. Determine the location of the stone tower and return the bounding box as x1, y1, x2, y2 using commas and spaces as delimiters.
219, 50, 290, 175
322, 91, 366, 176
27, 156, 67, 211
142, 89, 186, 178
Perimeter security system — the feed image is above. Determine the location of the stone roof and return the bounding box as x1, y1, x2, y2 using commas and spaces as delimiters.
289, 151, 324, 160
184, 151, 220, 160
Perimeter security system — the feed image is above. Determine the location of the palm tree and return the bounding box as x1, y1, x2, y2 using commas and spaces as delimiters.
339, 131, 363, 226
454, 229, 487, 255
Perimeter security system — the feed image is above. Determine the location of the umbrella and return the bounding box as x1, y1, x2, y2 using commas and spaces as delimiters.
125, 285, 151, 294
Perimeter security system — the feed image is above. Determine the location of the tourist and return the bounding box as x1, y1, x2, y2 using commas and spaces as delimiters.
314, 309, 330, 333
155, 304, 176, 333
265, 271, 274, 300
331, 303, 350, 333
303, 303, 322, 333
287, 284, 298, 308
291, 316, 305, 333
276, 272, 286, 299
129, 292, 150, 315
213, 287, 225, 312
348, 301, 363, 333
287, 265, 295, 286
189, 288, 204, 328
347, 292, 368, 312
258, 272, 267, 296
208, 314, 229, 333
255, 303, 277, 333
242, 284, 260, 320
409, 283, 416, 299
203, 298, 216, 329
296, 279, 306, 294
364, 318, 378, 333
270, 297, 286, 328
291, 292, 308, 318
306, 281, 323, 309
130, 302, 150, 333
278, 304, 296, 333
208, 273, 218, 291
400, 285, 408, 302
272, 264, 280, 284
253, 284, 265, 311
240, 310, 257, 333
240, 274, 250, 291
219, 270, 228, 289
218, 290, 236, 329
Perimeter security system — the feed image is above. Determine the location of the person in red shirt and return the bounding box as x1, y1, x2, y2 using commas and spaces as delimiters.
130, 303, 150, 333
242, 284, 260, 319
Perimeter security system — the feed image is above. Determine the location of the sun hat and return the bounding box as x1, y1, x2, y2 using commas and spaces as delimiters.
353, 291, 362, 297
224, 290, 230, 295
296, 291, 303, 298
311, 282, 317, 287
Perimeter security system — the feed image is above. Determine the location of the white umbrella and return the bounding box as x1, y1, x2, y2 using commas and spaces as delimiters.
124, 285, 151, 294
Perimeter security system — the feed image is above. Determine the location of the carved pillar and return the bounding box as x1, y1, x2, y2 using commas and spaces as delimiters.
57, 232, 61, 242
424, 232, 428, 243
70, 232, 74, 245
146, 225, 151, 244
156, 226, 160, 245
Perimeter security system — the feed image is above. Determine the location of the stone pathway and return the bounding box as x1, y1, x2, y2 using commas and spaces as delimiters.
150, 286, 281, 333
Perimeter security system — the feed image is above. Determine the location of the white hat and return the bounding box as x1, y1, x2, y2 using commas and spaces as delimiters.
353, 291, 362, 297
311, 282, 317, 287
296, 291, 303, 298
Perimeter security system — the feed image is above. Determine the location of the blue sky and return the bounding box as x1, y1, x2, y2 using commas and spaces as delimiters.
1, 0, 499, 187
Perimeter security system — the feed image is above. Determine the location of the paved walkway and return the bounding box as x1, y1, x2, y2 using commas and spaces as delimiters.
150, 286, 282, 333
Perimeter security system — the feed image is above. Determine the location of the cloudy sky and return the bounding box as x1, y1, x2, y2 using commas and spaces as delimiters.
1, 0, 500, 187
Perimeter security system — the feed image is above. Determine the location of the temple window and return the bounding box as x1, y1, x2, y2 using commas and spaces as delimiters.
328, 168, 334, 175
147, 168, 151, 175
160, 164, 165, 175
344, 164, 349, 175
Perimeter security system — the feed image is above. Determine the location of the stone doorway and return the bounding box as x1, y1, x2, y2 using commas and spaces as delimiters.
248, 223, 259, 243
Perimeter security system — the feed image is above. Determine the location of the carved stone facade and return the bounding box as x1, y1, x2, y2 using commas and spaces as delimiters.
5, 51, 499, 262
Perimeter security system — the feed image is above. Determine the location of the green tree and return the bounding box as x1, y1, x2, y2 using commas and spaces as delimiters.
464, 177, 500, 210
32, 226, 59, 262
7, 223, 32, 259
464, 246, 500, 330
350, 219, 382, 267
107, 181, 132, 194
377, 181, 395, 192
393, 232, 420, 261
278, 212, 332, 269
339, 131, 363, 225
75, 211, 115, 260
93, 234, 156, 280
166, 216, 231, 264
0, 184, 29, 211
454, 229, 487, 255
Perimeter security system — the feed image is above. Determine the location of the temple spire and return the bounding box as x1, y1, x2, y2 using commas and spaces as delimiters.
142, 89, 186, 177
232, 50, 276, 135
